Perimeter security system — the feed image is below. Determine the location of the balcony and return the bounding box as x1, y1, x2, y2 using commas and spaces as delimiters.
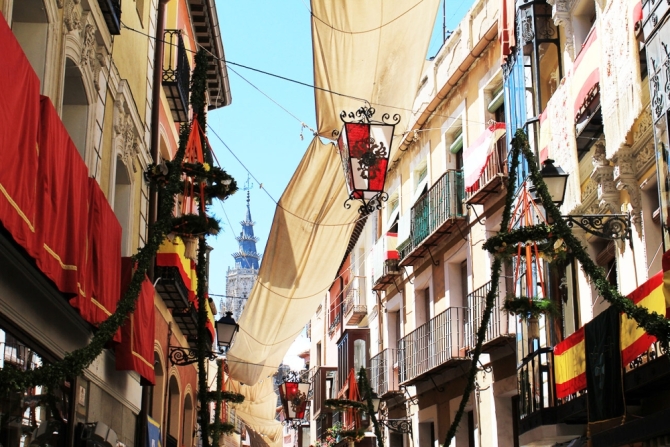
172, 306, 199, 348
517, 348, 587, 444
312, 367, 337, 417
465, 280, 514, 351
343, 280, 367, 326
97, 0, 121, 35
370, 349, 401, 397
154, 265, 190, 310
372, 233, 401, 291
163, 30, 191, 123
465, 135, 508, 205
398, 170, 465, 267
398, 307, 468, 385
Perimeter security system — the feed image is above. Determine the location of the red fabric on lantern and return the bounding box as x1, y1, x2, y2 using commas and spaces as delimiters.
70, 178, 122, 340
0, 13, 42, 259
36, 96, 89, 298
115, 258, 156, 385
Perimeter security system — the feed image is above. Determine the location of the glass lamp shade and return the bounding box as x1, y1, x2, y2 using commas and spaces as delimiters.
216, 311, 239, 348
371, 396, 381, 414
539, 159, 568, 206
279, 381, 310, 420
337, 122, 395, 200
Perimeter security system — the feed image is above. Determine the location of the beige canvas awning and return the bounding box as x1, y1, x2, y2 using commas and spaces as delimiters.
312, 0, 441, 139
227, 136, 358, 384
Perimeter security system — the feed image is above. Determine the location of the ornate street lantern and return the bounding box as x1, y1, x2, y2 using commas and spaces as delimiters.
216, 311, 239, 349
539, 159, 568, 206
335, 107, 400, 214
278, 371, 310, 421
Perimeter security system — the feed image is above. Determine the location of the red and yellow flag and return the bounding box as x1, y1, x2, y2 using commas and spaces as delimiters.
620, 271, 666, 365
554, 327, 586, 398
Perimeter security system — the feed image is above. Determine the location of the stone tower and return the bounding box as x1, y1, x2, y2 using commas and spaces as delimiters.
223, 186, 261, 321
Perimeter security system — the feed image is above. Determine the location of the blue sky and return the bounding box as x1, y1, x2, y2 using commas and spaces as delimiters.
206, 0, 473, 305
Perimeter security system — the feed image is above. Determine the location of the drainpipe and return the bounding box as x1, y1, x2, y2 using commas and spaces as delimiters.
141, 3, 169, 447
148, 0, 170, 281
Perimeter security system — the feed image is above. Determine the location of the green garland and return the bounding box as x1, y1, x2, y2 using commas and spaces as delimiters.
171, 214, 221, 237
324, 398, 367, 412
0, 47, 245, 447
514, 129, 670, 343
502, 296, 559, 320
358, 367, 384, 447
443, 128, 522, 446
444, 128, 670, 446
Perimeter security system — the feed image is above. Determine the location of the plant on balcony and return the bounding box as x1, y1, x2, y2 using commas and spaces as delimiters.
312, 422, 342, 447
502, 295, 559, 321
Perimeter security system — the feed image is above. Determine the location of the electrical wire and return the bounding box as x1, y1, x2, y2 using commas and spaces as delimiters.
120, 20, 608, 148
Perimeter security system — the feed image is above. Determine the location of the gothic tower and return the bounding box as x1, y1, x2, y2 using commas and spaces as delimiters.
223, 185, 261, 321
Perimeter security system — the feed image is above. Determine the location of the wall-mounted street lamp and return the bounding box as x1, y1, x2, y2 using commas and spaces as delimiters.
334, 106, 400, 215
168, 311, 240, 366
532, 160, 631, 242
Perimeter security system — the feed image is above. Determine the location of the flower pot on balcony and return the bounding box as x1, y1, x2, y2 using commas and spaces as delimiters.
184, 236, 198, 261
528, 316, 540, 340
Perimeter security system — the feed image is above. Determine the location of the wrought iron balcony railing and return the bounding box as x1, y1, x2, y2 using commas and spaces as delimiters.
518, 348, 555, 421
370, 348, 400, 397
163, 30, 191, 123
343, 282, 367, 326
465, 135, 508, 205
398, 307, 468, 385
465, 280, 514, 350
399, 170, 465, 266
97, 0, 121, 35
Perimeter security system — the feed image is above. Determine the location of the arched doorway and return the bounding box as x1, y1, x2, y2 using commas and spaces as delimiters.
150, 351, 164, 421
166, 375, 180, 447
182, 394, 193, 447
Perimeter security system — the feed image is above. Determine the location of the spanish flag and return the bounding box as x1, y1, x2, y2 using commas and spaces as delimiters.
620, 270, 666, 365
554, 327, 586, 398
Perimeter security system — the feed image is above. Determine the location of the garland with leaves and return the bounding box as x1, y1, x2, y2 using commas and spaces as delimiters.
0, 48, 245, 447
443, 129, 670, 446
323, 368, 383, 447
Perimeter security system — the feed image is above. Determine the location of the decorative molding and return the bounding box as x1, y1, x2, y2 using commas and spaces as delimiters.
613, 145, 643, 236
554, 13, 575, 59
113, 97, 140, 172
590, 142, 620, 214
80, 24, 103, 91
63, 0, 82, 33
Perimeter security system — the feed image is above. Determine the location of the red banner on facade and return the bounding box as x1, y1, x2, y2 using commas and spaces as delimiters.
116, 258, 156, 384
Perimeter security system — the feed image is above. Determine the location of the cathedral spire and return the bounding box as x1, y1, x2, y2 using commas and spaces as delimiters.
232, 176, 260, 270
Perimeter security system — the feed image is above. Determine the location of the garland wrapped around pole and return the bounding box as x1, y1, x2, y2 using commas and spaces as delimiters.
443, 129, 670, 446
442, 131, 522, 446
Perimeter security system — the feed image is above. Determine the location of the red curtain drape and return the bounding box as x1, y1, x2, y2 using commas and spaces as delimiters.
116, 258, 156, 384
36, 96, 90, 298
0, 13, 42, 259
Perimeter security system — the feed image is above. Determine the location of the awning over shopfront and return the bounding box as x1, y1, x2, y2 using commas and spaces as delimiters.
311, 0, 441, 140
464, 122, 506, 192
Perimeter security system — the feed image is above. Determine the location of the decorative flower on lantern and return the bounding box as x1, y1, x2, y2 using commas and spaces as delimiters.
334, 106, 400, 214
278, 370, 310, 425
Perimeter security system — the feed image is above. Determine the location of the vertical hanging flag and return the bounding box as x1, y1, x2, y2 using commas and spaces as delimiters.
554, 327, 586, 399
585, 306, 624, 422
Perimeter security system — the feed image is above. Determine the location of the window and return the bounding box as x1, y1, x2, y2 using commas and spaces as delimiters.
62, 58, 90, 160
572, 0, 597, 54
114, 158, 133, 256
11, 0, 49, 91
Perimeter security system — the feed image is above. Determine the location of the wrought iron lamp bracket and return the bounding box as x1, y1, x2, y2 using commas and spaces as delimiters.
562, 214, 632, 242
168, 345, 218, 366
344, 191, 389, 216
282, 419, 306, 432
377, 417, 413, 435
